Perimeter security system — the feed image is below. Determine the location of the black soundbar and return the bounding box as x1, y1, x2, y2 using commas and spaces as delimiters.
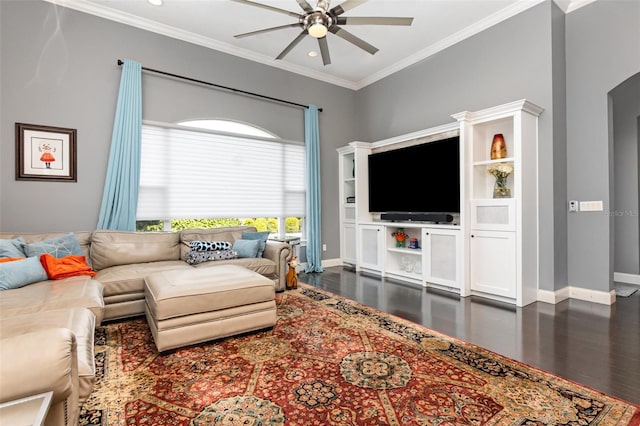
380, 212, 454, 223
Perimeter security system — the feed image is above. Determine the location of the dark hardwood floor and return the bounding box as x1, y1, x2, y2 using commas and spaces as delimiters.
299, 266, 640, 405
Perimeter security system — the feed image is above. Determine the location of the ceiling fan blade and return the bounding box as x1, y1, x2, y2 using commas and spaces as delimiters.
336, 16, 414, 26
235, 23, 301, 39
330, 0, 367, 16
329, 26, 378, 55
231, 0, 301, 18
296, 0, 314, 12
318, 37, 331, 65
276, 31, 308, 60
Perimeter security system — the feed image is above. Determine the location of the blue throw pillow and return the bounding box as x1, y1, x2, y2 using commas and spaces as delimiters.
241, 231, 270, 258
232, 239, 261, 258
0, 256, 48, 291
0, 237, 26, 258
22, 233, 83, 259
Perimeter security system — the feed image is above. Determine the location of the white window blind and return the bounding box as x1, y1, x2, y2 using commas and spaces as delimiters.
137, 124, 305, 220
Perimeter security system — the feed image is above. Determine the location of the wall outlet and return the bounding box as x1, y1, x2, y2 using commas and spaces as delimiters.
569, 200, 579, 212
322, 244, 327, 251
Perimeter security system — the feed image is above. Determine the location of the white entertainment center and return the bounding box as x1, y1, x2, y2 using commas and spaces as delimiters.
337, 99, 543, 307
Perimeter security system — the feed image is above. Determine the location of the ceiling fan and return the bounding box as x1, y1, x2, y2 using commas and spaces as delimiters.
231, 0, 414, 65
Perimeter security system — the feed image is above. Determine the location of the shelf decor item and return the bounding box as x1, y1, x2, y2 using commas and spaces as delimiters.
409, 237, 420, 249
487, 162, 514, 198
391, 228, 409, 247
490, 133, 507, 160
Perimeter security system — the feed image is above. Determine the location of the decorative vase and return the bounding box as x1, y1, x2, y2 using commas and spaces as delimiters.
493, 176, 511, 198
490, 134, 507, 160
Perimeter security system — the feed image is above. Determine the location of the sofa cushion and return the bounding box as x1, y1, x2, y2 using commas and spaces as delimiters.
194, 257, 277, 279
0, 236, 26, 258
91, 231, 181, 271
0, 256, 48, 291
0, 276, 104, 324
22, 232, 83, 258
95, 260, 190, 297
0, 308, 96, 402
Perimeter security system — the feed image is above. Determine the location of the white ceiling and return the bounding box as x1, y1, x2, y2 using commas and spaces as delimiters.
44, 0, 594, 90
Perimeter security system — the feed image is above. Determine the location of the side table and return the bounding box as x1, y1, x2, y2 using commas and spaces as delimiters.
0, 391, 53, 426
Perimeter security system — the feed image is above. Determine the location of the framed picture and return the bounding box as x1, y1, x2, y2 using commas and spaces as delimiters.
15, 123, 77, 182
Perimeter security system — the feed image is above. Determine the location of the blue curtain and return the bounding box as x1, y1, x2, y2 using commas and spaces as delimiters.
304, 105, 323, 273
96, 59, 142, 230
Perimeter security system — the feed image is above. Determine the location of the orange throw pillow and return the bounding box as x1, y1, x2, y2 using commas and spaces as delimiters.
39, 253, 97, 280
0, 257, 24, 263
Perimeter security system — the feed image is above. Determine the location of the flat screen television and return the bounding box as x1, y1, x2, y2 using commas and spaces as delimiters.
368, 136, 460, 216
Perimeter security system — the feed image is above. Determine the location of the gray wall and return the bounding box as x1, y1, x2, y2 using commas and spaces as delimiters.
611, 73, 640, 275
565, 0, 640, 291
354, 2, 563, 291
2, 0, 639, 291
0, 0, 356, 259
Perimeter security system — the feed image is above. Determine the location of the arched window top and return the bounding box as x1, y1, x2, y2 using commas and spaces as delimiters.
177, 119, 278, 139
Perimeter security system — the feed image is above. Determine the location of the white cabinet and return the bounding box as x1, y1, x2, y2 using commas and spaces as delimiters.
469, 230, 517, 298
342, 223, 356, 265
358, 224, 383, 271
423, 227, 462, 291
337, 144, 372, 266
337, 100, 541, 306
453, 99, 542, 306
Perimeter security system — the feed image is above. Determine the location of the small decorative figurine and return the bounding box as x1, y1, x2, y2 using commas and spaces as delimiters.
286, 255, 299, 290
391, 228, 409, 248
409, 237, 420, 249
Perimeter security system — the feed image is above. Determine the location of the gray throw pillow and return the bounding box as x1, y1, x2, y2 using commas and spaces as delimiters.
232, 239, 261, 258
241, 231, 270, 258
22, 233, 83, 259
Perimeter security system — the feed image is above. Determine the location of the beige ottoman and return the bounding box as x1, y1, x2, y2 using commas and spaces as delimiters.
144, 265, 277, 352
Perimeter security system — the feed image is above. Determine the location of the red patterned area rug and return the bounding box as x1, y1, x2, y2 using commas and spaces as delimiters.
80, 284, 639, 425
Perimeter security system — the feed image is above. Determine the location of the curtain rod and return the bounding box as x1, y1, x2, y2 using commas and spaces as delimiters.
117, 60, 322, 112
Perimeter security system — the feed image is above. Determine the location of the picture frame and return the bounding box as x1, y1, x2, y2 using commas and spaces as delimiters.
15, 123, 77, 182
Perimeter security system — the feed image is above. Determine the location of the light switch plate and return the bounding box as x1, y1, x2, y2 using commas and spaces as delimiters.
579, 201, 603, 211
569, 200, 579, 212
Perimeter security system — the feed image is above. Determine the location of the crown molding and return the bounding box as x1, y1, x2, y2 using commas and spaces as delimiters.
552, 0, 597, 13
43, 0, 596, 91
355, 0, 546, 89
42, 0, 360, 90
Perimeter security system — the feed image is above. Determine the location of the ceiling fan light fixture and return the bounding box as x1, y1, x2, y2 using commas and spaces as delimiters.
306, 12, 330, 38
308, 22, 328, 38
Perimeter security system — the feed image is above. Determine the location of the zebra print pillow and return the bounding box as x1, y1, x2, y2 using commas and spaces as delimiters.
189, 240, 232, 252
185, 249, 238, 265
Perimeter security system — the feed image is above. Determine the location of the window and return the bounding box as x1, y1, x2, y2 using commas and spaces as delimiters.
136, 120, 305, 238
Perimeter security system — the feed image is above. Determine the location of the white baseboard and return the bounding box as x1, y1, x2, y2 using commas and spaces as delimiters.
537, 287, 569, 304
298, 258, 344, 272
537, 286, 616, 305
614, 272, 640, 285
322, 258, 344, 268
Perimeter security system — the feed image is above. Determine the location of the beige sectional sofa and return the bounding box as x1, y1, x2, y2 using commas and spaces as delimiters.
0, 226, 291, 426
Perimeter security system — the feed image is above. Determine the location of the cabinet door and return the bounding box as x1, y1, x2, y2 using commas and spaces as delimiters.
469, 230, 516, 298
423, 228, 461, 289
358, 225, 383, 271
342, 223, 356, 265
